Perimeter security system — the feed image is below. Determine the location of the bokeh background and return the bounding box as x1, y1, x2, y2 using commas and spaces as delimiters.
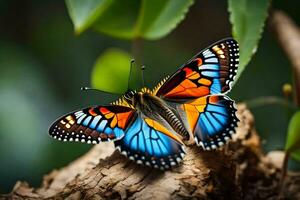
1, 0, 299, 193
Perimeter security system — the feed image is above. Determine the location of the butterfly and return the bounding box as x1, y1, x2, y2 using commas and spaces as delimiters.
49, 38, 239, 170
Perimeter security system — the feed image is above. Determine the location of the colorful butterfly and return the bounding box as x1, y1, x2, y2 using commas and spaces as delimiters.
49, 38, 239, 170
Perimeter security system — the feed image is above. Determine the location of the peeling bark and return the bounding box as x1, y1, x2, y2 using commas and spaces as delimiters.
1, 104, 300, 199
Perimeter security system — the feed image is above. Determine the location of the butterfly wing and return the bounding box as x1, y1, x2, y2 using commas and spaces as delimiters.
114, 116, 185, 169
179, 95, 238, 150
49, 105, 136, 144
155, 38, 239, 101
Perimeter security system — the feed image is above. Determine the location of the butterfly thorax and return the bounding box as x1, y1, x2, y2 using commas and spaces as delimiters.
130, 91, 190, 140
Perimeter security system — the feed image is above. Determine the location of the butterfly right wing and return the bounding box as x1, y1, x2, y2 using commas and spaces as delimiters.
114, 116, 185, 169
179, 95, 239, 150
49, 105, 136, 144
154, 38, 239, 101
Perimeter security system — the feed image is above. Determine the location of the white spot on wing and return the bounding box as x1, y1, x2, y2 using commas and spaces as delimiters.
77, 114, 86, 124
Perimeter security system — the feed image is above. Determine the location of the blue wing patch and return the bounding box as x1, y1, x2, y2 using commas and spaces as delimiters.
114, 116, 185, 170
181, 95, 239, 150
199, 39, 239, 94
195, 95, 238, 150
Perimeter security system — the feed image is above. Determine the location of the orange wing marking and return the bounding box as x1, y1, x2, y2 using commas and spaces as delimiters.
209, 95, 220, 103
183, 67, 193, 76
116, 111, 134, 129
110, 116, 117, 127
144, 118, 183, 145
182, 104, 199, 133
88, 108, 98, 116
100, 107, 110, 114
100, 107, 134, 129
165, 78, 209, 98
195, 58, 202, 66
187, 72, 200, 80
181, 97, 208, 133
198, 78, 211, 86
164, 65, 211, 98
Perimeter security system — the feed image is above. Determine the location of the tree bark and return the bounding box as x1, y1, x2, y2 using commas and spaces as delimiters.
1, 104, 300, 200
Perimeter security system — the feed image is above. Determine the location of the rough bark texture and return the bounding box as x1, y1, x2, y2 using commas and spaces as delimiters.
1, 104, 300, 200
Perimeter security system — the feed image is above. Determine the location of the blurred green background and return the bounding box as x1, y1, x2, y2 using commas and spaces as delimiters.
0, 0, 300, 193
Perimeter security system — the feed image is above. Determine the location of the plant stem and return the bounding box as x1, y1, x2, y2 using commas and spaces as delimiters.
279, 151, 289, 198
292, 68, 300, 106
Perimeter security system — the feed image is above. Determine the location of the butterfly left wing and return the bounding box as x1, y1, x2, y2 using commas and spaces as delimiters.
49, 105, 136, 144
154, 38, 239, 101
178, 95, 239, 150
114, 116, 185, 170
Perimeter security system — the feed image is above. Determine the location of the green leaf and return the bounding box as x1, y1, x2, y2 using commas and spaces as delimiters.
91, 48, 132, 94
92, 0, 194, 40
285, 111, 300, 153
93, 0, 140, 39
65, 0, 113, 34
135, 0, 194, 40
228, 0, 270, 80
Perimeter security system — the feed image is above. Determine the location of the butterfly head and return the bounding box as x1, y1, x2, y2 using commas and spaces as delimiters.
123, 90, 137, 106
132, 92, 143, 108
123, 90, 149, 111
131, 91, 164, 116
123, 90, 155, 111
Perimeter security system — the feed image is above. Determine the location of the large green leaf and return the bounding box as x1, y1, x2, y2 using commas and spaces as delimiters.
135, 0, 194, 40
228, 0, 270, 81
285, 111, 300, 154
67, 0, 194, 40
93, 0, 140, 39
91, 48, 132, 94
65, 0, 113, 34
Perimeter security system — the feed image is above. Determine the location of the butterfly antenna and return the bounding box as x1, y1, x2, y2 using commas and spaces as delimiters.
141, 65, 146, 87
127, 59, 135, 90
81, 87, 111, 94
81, 87, 101, 92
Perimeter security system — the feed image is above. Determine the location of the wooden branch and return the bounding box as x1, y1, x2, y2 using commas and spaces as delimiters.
270, 10, 300, 105
1, 104, 300, 199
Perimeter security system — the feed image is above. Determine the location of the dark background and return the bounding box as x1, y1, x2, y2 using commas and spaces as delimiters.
0, 0, 299, 193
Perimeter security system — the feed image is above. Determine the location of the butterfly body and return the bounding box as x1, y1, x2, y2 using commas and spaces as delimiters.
49, 38, 240, 169
127, 90, 190, 141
